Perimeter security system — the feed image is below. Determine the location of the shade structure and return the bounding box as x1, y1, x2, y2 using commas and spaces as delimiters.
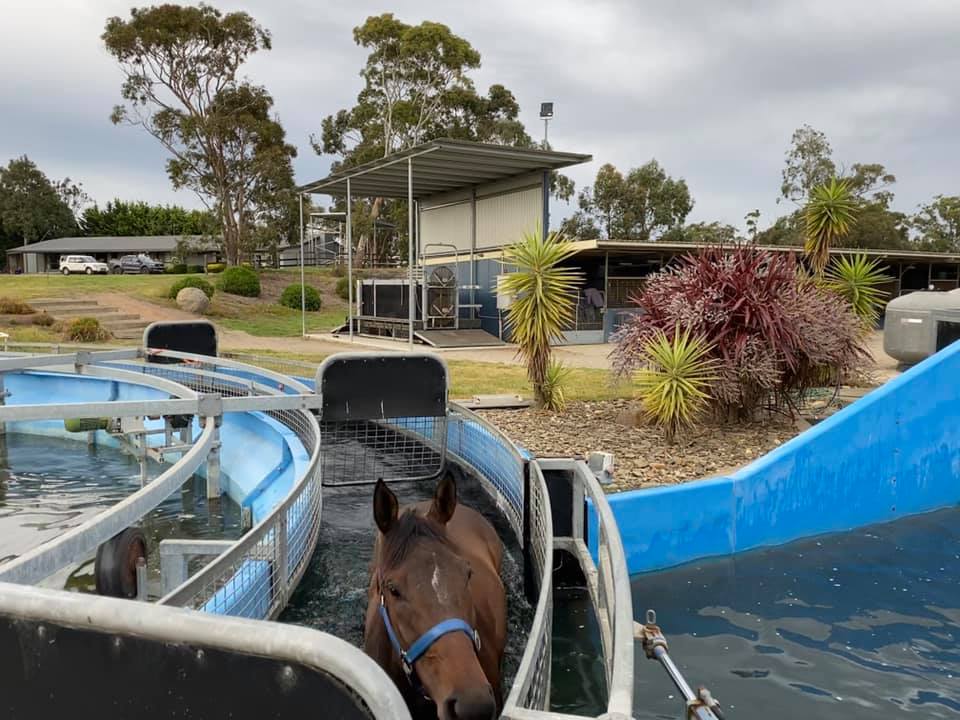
299, 138, 591, 199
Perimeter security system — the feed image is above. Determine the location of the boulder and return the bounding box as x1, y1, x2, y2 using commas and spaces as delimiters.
176, 286, 210, 314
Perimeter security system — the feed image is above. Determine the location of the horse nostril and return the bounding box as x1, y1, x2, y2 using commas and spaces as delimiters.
444, 690, 496, 720
443, 696, 459, 720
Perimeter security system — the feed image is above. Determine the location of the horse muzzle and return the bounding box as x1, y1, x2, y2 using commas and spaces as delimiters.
439, 685, 496, 720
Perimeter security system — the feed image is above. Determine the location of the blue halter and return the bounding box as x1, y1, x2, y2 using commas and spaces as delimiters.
379, 593, 481, 679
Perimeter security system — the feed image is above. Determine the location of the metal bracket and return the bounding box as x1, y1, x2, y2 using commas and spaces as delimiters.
196, 393, 223, 420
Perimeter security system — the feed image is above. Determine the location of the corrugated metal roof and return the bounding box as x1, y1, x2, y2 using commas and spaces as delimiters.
6, 235, 217, 255
300, 138, 591, 199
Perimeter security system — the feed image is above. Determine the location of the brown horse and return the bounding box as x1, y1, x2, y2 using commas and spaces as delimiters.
365, 474, 507, 720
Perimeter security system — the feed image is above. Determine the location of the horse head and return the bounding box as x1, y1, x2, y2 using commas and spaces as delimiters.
372, 476, 496, 720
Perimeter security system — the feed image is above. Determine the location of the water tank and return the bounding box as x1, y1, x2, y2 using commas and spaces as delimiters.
883, 290, 960, 364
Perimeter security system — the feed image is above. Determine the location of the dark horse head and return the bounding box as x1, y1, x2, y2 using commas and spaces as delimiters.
368, 475, 497, 720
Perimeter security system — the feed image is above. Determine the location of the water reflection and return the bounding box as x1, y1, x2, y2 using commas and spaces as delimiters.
0, 433, 243, 597
631, 507, 960, 719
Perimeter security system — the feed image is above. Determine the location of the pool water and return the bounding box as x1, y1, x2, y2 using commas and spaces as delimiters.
0, 433, 242, 596
631, 506, 960, 719
281, 471, 534, 696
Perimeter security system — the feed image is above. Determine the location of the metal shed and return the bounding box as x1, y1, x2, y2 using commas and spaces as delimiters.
883, 289, 960, 364
299, 139, 592, 346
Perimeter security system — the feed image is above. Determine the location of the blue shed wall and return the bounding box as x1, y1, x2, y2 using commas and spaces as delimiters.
595, 340, 960, 575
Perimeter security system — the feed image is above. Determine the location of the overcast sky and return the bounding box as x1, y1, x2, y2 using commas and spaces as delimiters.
2, 0, 958, 232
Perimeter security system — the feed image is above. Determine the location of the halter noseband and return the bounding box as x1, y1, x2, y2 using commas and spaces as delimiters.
378, 592, 481, 680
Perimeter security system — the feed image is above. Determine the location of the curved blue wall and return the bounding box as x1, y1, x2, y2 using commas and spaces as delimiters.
3, 371, 307, 522
600, 340, 960, 575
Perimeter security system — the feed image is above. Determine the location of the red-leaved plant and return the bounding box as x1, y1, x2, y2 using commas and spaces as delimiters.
612, 246, 868, 420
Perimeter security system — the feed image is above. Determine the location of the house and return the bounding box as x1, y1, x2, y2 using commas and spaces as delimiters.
5, 235, 219, 274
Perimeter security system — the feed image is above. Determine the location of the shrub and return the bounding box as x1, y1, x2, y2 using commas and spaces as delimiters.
217, 266, 260, 297
635, 327, 717, 442
612, 246, 868, 420
168, 276, 214, 300
32, 311, 55, 327
280, 283, 321, 311
65, 317, 111, 343
825, 254, 889, 329
166, 263, 188, 275
0, 297, 33, 314
188, 264, 204, 274
335, 276, 351, 300
331, 262, 347, 278
206, 262, 226, 274
541, 360, 572, 412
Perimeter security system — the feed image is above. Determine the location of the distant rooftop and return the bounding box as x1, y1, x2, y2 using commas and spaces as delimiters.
300, 138, 592, 199
6, 235, 216, 255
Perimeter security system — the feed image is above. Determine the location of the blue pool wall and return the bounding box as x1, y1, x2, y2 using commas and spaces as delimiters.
592, 340, 960, 575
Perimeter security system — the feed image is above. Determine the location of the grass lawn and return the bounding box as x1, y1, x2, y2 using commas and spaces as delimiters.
0, 272, 173, 301
228, 347, 640, 402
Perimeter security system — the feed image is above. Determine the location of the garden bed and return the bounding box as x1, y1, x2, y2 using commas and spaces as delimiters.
479, 400, 799, 492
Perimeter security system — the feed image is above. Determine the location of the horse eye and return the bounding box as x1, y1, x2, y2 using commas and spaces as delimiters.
387, 582, 401, 598
466, 568, 474, 582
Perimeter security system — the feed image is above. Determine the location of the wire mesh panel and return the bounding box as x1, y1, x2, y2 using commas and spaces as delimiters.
503, 461, 554, 715
317, 353, 449, 485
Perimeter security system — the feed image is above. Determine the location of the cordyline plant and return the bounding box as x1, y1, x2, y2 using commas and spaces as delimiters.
804, 177, 857, 274
612, 246, 869, 420
636, 326, 717, 442
825, 254, 889, 330
500, 229, 582, 409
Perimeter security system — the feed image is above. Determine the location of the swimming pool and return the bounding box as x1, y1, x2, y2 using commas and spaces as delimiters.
631, 506, 960, 719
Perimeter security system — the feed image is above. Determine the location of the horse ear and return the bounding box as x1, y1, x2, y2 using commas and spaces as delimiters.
430, 472, 457, 525
373, 479, 398, 534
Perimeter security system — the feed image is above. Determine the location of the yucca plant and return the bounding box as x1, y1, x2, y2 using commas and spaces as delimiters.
636, 327, 717, 442
825, 254, 889, 329
804, 177, 858, 274
541, 360, 572, 412
499, 229, 582, 408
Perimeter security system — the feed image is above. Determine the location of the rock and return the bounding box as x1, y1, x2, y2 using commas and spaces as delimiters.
176, 287, 210, 314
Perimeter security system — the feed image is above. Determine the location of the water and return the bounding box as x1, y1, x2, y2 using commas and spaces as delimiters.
0, 433, 243, 596
281, 473, 534, 694
631, 506, 960, 719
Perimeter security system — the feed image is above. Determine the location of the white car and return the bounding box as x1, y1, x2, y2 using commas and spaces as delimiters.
59, 255, 110, 275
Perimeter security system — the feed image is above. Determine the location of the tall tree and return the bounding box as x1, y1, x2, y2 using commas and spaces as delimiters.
572, 161, 692, 241
780, 124, 837, 204
103, 4, 296, 265
80, 200, 215, 237
911, 195, 960, 252
0, 156, 78, 258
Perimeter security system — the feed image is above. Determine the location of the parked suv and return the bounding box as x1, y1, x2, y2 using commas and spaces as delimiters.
59, 255, 109, 275
110, 254, 165, 274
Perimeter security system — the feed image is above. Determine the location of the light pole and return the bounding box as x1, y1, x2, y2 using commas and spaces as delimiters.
540, 102, 554, 146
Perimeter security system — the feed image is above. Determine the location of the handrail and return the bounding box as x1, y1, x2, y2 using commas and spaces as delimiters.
0, 420, 216, 585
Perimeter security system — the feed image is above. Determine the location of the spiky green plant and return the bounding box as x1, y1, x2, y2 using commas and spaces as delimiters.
541, 360, 572, 412
499, 229, 582, 408
825, 254, 889, 328
636, 327, 717, 442
804, 177, 858, 274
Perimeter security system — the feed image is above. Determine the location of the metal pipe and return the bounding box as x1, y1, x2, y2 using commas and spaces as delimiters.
135, 556, 148, 602
299, 193, 306, 337
347, 177, 354, 341
408, 157, 415, 350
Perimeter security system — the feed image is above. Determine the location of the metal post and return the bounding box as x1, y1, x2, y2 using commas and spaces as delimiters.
206, 419, 221, 499
135, 556, 148, 602
470, 189, 477, 324
604, 250, 610, 341
347, 178, 354, 341
408, 158, 415, 350
299, 193, 306, 337
0, 373, 5, 436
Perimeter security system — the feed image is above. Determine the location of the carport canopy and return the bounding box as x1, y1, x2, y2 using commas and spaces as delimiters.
299, 138, 591, 198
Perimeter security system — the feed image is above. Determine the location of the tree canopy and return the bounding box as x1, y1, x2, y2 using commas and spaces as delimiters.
911, 195, 960, 252
80, 200, 215, 237
562, 161, 692, 241
0, 156, 78, 259
102, 4, 296, 265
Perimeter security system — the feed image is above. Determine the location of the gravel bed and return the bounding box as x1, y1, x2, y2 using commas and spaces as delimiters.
478, 400, 799, 493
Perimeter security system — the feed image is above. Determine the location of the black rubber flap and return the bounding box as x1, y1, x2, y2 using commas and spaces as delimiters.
319, 354, 447, 421
144, 321, 218, 364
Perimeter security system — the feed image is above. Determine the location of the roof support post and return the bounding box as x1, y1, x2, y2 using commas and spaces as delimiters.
298, 193, 306, 337
347, 177, 354, 341
542, 170, 550, 237
408, 157, 415, 350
